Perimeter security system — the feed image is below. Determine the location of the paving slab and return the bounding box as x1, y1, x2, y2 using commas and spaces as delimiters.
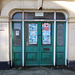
0, 67, 75, 75
0, 70, 4, 75
2, 70, 18, 75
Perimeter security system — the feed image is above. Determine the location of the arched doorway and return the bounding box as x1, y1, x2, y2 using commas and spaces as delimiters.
11, 11, 67, 66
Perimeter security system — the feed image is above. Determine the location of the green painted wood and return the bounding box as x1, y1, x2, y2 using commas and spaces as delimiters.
24, 22, 39, 66
56, 22, 66, 65
24, 22, 54, 66
12, 22, 22, 66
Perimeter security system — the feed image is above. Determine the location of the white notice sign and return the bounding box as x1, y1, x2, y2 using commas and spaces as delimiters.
35, 12, 44, 16
16, 31, 19, 36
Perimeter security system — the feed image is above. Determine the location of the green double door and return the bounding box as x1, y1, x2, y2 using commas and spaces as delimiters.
24, 22, 54, 66
12, 21, 66, 66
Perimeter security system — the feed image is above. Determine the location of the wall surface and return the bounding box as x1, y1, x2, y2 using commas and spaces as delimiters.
0, 0, 2, 15
0, 0, 75, 68
0, 17, 9, 69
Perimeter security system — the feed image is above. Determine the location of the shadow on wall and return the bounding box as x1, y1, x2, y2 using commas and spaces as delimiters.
0, 1, 70, 16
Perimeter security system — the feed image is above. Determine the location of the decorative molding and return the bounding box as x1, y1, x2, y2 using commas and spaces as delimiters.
68, 17, 75, 19
0, 18, 9, 23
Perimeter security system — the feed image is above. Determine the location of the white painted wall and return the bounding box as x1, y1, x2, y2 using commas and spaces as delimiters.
0, 22, 9, 61
0, 0, 75, 62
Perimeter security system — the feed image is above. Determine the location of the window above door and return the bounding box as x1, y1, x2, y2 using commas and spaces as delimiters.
11, 11, 66, 21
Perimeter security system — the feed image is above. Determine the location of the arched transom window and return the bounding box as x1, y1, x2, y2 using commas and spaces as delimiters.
11, 12, 66, 21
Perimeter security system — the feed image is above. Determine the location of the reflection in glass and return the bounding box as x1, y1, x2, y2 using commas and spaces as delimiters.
14, 23, 21, 30
12, 12, 22, 19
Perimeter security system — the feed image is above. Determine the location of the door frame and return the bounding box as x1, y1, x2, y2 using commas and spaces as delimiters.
10, 11, 68, 66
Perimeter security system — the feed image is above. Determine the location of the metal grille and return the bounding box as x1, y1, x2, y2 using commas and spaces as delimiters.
24, 12, 54, 20
56, 12, 65, 20
44, 12, 54, 20
25, 12, 35, 20
57, 23, 64, 46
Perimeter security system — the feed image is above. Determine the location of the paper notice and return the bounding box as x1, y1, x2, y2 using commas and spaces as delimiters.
16, 31, 19, 36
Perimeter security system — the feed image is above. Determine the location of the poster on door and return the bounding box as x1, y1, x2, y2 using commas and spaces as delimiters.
42, 23, 51, 44
29, 23, 37, 44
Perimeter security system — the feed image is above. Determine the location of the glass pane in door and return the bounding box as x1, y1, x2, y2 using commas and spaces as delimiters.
14, 23, 21, 46
42, 23, 52, 45
56, 22, 65, 65
57, 23, 64, 46
26, 23, 37, 46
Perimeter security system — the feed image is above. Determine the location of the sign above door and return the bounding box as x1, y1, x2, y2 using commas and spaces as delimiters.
35, 12, 44, 16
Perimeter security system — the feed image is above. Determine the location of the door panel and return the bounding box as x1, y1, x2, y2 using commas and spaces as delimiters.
40, 22, 54, 65
56, 22, 66, 65
24, 22, 39, 66
24, 22, 54, 66
12, 22, 22, 66
41, 23, 52, 45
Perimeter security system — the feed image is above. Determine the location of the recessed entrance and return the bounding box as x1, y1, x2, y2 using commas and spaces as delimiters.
11, 11, 67, 66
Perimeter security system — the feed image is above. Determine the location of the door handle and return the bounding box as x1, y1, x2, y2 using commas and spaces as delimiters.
38, 34, 41, 36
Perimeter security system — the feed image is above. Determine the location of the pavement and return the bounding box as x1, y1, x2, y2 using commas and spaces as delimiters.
0, 67, 75, 75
